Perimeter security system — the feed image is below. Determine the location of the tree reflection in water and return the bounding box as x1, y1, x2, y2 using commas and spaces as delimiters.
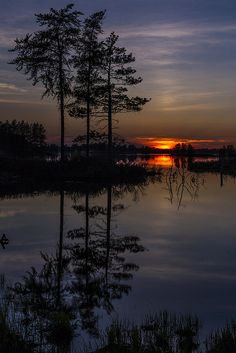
5, 182, 146, 352
10, 188, 74, 353
165, 157, 204, 209
67, 184, 145, 334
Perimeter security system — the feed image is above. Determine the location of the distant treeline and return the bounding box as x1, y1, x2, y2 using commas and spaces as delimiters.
1, 120, 235, 160
171, 143, 194, 156
219, 144, 236, 158
171, 143, 236, 157
0, 120, 46, 157
70, 132, 157, 155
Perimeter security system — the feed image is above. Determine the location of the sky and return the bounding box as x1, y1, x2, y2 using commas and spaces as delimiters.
1, 0, 236, 148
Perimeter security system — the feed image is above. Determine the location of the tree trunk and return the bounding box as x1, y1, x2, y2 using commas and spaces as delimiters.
59, 52, 65, 166
108, 63, 112, 162
86, 103, 90, 159
57, 188, 64, 307
105, 185, 112, 285
60, 95, 65, 165
85, 191, 89, 287
86, 61, 91, 159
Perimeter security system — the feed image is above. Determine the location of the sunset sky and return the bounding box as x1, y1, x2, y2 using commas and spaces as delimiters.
1, 0, 236, 148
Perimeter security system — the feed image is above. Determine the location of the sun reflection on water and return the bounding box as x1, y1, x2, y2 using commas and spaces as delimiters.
144, 155, 174, 167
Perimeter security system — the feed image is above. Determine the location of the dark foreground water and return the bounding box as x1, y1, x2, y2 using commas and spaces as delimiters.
1, 156, 236, 348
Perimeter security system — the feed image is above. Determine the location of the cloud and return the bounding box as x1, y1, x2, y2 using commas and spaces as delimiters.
114, 21, 236, 40
0, 83, 26, 93
0, 28, 28, 47
107, 19, 236, 114
0, 210, 25, 218
114, 20, 236, 71
0, 98, 52, 104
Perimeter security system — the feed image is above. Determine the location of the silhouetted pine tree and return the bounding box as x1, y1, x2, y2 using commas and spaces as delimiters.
99, 32, 150, 160
10, 4, 82, 164
68, 11, 106, 158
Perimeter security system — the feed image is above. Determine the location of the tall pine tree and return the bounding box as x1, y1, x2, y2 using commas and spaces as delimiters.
99, 32, 150, 160
68, 11, 105, 158
10, 4, 82, 164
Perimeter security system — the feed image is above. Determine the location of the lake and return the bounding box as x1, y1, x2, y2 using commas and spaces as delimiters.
1, 156, 236, 348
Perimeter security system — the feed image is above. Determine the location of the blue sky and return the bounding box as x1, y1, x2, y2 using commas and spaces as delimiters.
1, 0, 236, 147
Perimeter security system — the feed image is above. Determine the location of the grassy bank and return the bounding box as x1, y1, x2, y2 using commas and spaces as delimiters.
0, 321, 34, 353
0, 166, 160, 201
1, 304, 236, 353
0, 157, 159, 188
189, 158, 236, 176
94, 313, 236, 353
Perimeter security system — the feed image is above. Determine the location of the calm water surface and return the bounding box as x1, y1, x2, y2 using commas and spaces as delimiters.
1, 156, 236, 341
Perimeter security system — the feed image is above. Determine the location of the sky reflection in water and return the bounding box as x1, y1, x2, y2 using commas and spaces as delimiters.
0, 159, 236, 335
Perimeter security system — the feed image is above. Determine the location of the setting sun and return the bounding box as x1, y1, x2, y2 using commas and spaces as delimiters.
156, 142, 176, 149
131, 137, 228, 149
132, 137, 182, 149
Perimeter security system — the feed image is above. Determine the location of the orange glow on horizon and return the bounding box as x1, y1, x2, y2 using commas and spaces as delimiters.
134, 138, 185, 149
131, 137, 228, 149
